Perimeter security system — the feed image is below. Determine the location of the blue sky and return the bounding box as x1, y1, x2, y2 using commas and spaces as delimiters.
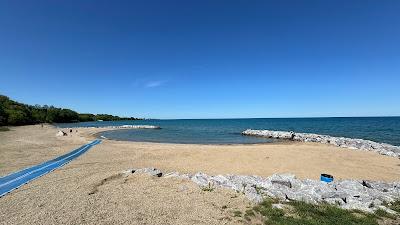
0, 0, 399, 119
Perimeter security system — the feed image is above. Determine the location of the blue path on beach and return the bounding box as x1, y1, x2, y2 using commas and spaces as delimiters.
0, 139, 101, 197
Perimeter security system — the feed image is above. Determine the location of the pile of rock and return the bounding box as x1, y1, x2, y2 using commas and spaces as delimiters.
242, 129, 400, 158
126, 167, 399, 214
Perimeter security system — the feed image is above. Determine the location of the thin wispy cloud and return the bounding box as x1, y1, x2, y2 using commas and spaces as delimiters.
145, 80, 165, 88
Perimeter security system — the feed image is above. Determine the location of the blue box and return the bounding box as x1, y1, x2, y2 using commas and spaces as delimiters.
321, 174, 334, 183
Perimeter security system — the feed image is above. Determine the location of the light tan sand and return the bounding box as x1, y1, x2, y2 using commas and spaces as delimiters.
0, 125, 399, 225
0, 125, 119, 176
0, 125, 87, 175
0, 171, 248, 225
95, 139, 400, 182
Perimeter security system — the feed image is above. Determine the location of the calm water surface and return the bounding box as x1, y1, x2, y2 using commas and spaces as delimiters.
58, 117, 400, 145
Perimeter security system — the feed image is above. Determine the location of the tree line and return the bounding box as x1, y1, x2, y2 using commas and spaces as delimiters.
0, 95, 141, 126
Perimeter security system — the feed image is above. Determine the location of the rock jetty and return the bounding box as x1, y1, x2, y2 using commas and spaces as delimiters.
242, 129, 400, 158
127, 167, 399, 214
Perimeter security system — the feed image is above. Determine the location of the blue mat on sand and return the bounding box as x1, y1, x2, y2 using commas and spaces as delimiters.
0, 139, 101, 197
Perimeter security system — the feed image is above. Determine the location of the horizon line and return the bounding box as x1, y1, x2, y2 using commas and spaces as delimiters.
145, 115, 400, 120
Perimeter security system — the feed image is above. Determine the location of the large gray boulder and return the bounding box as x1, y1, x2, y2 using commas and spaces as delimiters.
191, 172, 210, 186
244, 185, 263, 203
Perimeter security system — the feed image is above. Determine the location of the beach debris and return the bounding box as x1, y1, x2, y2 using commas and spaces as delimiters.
242, 129, 400, 158
131, 167, 400, 214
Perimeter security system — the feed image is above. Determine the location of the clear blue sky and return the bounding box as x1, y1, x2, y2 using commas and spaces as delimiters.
1, 0, 399, 119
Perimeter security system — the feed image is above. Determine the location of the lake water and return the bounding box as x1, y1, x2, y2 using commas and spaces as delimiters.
57, 117, 400, 145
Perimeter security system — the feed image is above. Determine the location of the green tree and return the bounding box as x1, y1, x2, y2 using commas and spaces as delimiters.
78, 113, 96, 122
0, 103, 8, 126
6, 109, 29, 125
0, 94, 142, 126
45, 106, 59, 123
31, 108, 47, 123
57, 109, 79, 123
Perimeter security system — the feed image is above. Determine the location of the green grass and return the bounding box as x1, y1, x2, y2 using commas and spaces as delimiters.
386, 200, 400, 214
242, 198, 398, 225
233, 210, 242, 217
374, 209, 396, 220
201, 182, 215, 192
0, 127, 10, 131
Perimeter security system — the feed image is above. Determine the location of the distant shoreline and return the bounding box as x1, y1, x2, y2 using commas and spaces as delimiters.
0, 95, 143, 127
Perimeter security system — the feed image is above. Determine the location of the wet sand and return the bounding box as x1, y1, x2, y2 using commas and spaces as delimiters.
0, 125, 399, 224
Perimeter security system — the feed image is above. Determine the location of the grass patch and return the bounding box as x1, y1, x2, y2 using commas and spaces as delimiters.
0, 127, 10, 132
201, 182, 215, 192
374, 209, 396, 220
386, 200, 400, 214
242, 198, 398, 225
233, 210, 242, 217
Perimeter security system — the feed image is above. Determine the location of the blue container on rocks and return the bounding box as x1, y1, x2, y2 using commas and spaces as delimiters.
320, 174, 334, 183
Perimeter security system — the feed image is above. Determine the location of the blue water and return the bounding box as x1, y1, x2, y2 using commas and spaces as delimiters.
57, 117, 400, 146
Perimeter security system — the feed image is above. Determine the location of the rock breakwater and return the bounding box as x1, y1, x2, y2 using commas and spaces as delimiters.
126, 167, 399, 214
242, 129, 400, 158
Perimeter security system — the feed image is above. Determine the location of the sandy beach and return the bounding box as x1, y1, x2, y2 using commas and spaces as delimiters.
0, 125, 399, 224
